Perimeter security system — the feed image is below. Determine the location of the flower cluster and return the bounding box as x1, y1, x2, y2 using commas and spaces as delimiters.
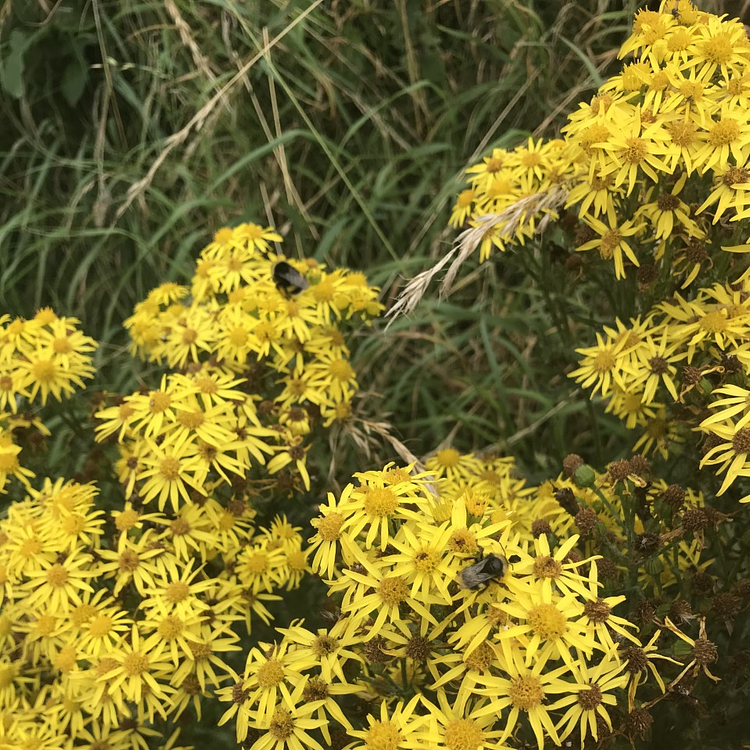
219, 457, 714, 750
570, 271, 750, 501
0, 221, 384, 750
0, 310, 96, 494
0, 309, 97, 410
0, 476, 310, 750
97, 223, 383, 504
450, 1, 750, 283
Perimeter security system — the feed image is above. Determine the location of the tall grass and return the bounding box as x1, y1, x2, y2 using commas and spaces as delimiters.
0, 0, 743, 475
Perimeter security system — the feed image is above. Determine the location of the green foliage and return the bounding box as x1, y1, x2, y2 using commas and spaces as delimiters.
0, 0, 649, 458
1, 3, 749, 748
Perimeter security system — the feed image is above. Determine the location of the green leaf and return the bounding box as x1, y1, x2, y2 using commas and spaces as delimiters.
61, 58, 88, 107
1, 29, 29, 99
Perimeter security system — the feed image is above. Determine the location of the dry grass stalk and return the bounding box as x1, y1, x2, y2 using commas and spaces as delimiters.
114, 0, 324, 222
387, 182, 571, 322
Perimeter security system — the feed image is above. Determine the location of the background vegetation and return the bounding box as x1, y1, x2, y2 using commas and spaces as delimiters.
3, 1, 750, 748
5, 0, 736, 480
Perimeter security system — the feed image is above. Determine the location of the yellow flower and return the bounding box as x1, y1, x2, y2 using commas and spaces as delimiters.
343, 695, 421, 749
632, 331, 686, 403
551, 655, 628, 746
0, 428, 34, 494
136, 439, 207, 512
699, 416, 750, 499
20, 548, 95, 613
277, 619, 362, 684
569, 332, 636, 398
494, 581, 595, 667
696, 163, 750, 223
575, 212, 646, 280
473, 641, 572, 750
97, 531, 168, 595
449, 189, 477, 228
620, 630, 679, 709
100, 624, 175, 719
421, 690, 507, 750
637, 173, 699, 239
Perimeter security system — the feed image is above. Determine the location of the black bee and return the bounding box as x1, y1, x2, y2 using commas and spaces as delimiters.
273, 261, 308, 295
458, 552, 520, 590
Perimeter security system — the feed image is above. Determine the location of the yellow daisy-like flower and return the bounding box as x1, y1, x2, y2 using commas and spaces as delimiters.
100, 624, 175, 718
632, 331, 686, 403
136, 439, 207, 512
347, 695, 424, 750
494, 581, 594, 667
569, 332, 635, 398
20, 548, 95, 612
474, 641, 572, 750
699, 416, 750, 499
575, 212, 645, 280
551, 654, 628, 746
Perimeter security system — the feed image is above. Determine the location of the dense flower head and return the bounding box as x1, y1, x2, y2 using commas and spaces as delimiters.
0, 470, 310, 750
0, 226, 387, 750
450, 2, 750, 284
570, 270, 750, 501
214, 456, 706, 749
107, 225, 383, 508
2, 3, 747, 747
0, 312, 97, 410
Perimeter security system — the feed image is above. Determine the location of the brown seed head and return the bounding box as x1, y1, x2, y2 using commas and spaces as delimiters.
729, 650, 750, 674
595, 557, 619, 581
232, 680, 250, 704
574, 507, 598, 536
691, 571, 714, 596
731, 579, 750, 600
692, 637, 718, 667
405, 636, 431, 664
622, 645, 648, 673
531, 519, 551, 538
363, 636, 391, 664
562, 454, 584, 477
625, 707, 653, 739
702, 432, 724, 455
564, 549, 584, 565
629, 454, 650, 477
684, 238, 708, 263
681, 365, 703, 386
681, 508, 709, 531
575, 224, 597, 247
633, 598, 656, 625
663, 484, 686, 510
258, 399, 275, 416
669, 599, 693, 624
608, 459, 632, 482
711, 592, 740, 620
302, 677, 329, 702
